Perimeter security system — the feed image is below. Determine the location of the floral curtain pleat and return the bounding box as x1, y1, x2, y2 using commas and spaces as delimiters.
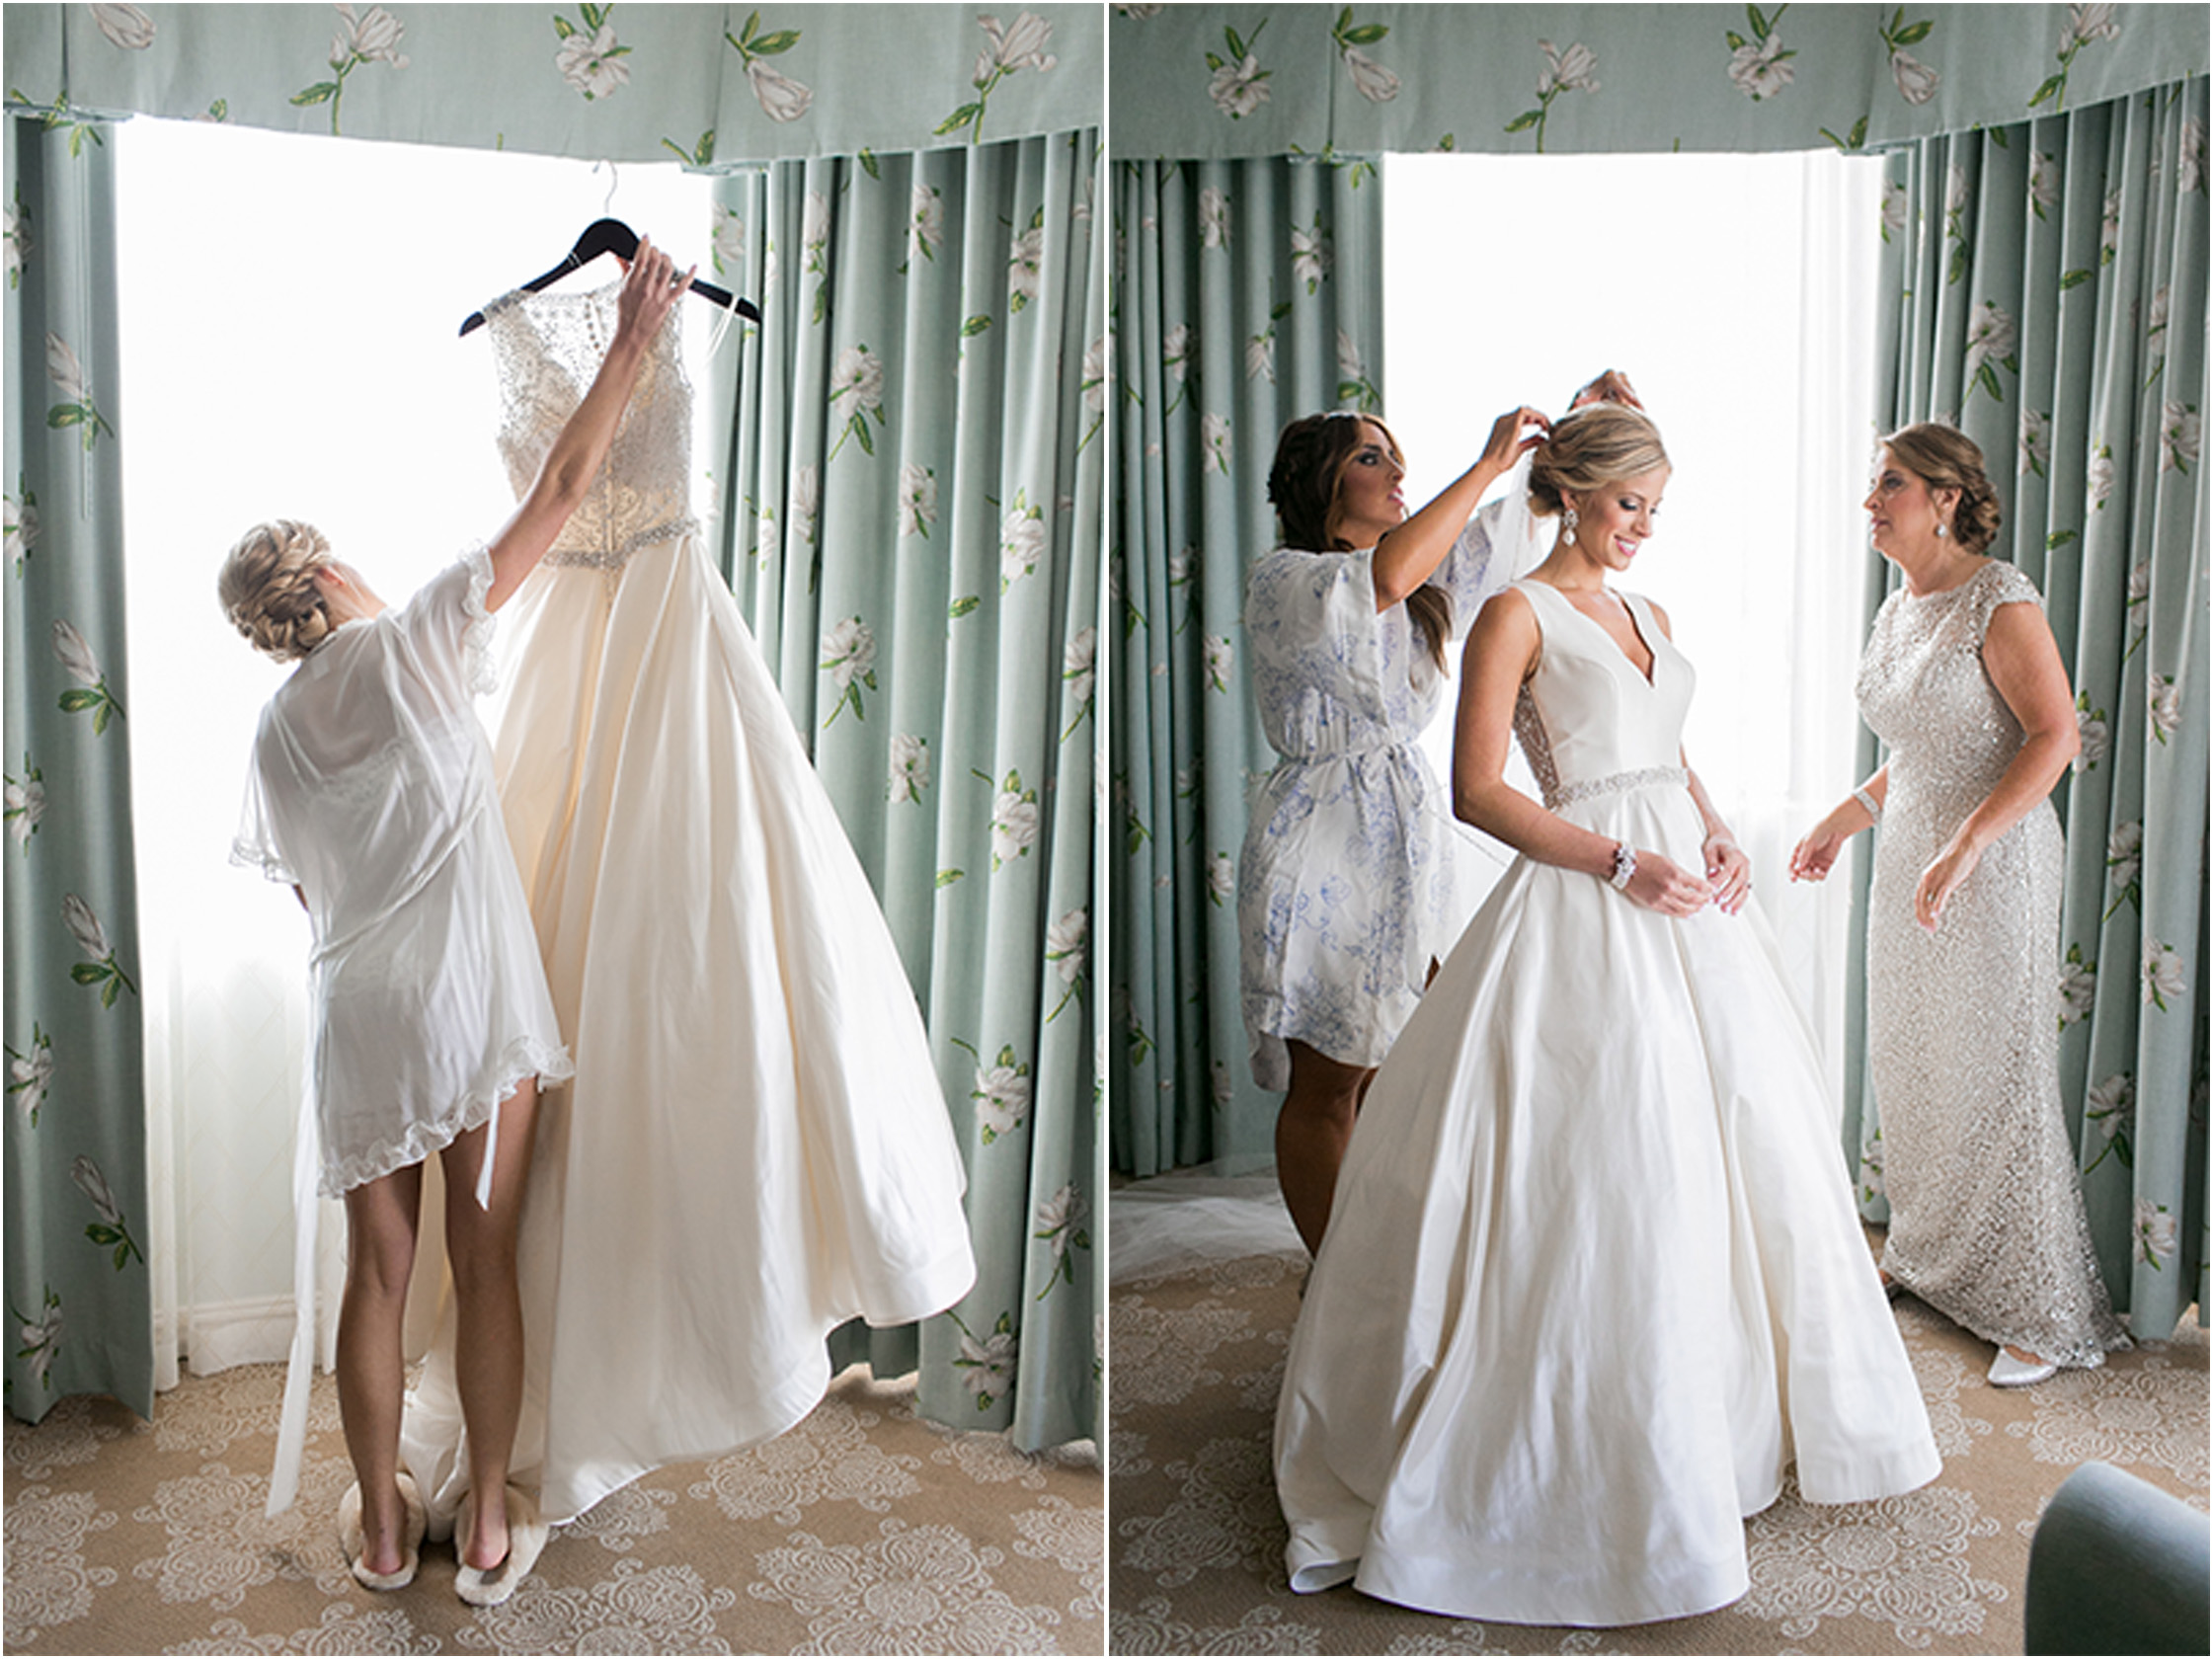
1849, 80, 2208, 1335
4, 112, 153, 1422
703, 130, 1102, 1452
1109, 155, 1384, 1178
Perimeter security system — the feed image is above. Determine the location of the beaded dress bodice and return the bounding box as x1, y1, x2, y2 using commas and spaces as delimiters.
481, 278, 696, 570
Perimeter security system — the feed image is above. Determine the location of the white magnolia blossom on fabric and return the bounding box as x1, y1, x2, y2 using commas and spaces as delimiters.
2018, 409, 2051, 474
1944, 164, 1970, 218
909, 183, 944, 261
762, 244, 780, 297
712, 205, 746, 276
1008, 224, 1045, 305
888, 733, 930, 803
1162, 323, 1195, 380
821, 616, 876, 689
1336, 328, 1368, 385
2107, 820, 2143, 891
958, 1324, 1018, 1397
2058, 956, 2096, 1025
791, 464, 821, 545
1046, 908, 1088, 986
1890, 48, 1939, 106
1880, 181, 1909, 239
2142, 940, 2186, 1010
2087, 1072, 2136, 1142
978, 11, 1058, 77
557, 23, 630, 100
4, 493, 37, 567
2074, 706, 2108, 770
1209, 54, 1271, 119
898, 463, 937, 537
2087, 449, 2116, 509
2149, 674, 2181, 743
3, 202, 27, 286
1341, 45, 1400, 104
1201, 412, 1232, 475
1728, 33, 1793, 101
10, 1029, 53, 1124
2159, 401, 2200, 473
1083, 337, 1109, 414
803, 190, 831, 264
70, 1155, 122, 1227
1245, 330, 1276, 384
1203, 632, 1232, 692
2148, 284, 2171, 343
1167, 546, 1196, 588
91, 5, 155, 50
6, 773, 45, 849
20, 1296, 60, 1388
1208, 851, 1233, 904
2180, 118, 2206, 195
2100, 190, 2121, 260
747, 56, 813, 123
62, 893, 110, 962
1539, 39, 1600, 97
830, 345, 885, 414
44, 333, 87, 404
332, 4, 408, 69
2029, 151, 2061, 214
1001, 506, 1046, 587
991, 788, 1040, 865
2134, 1196, 2178, 1266
1290, 223, 1331, 290
1064, 626, 1096, 708
2127, 560, 2152, 606
975, 1061, 1033, 1137
50, 620, 102, 688
1199, 187, 1231, 250
2064, 4, 2121, 47
755, 515, 781, 569
1964, 302, 2015, 380
1035, 1184, 1086, 1260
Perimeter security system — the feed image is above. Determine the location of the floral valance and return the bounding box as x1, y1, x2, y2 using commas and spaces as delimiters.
2, 4, 1101, 167
1107, 4, 2208, 160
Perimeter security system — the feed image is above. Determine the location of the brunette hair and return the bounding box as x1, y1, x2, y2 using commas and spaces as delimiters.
1528, 403, 1671, 521
1881, 423, 2003, 555
218, 519, 336, 663
1266, 411, 1450, 672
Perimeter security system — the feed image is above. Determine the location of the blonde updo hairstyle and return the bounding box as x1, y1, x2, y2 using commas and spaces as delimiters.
1881, 423, 2003, 555
219, 519, 337, 663
1528, 402, 1670, 524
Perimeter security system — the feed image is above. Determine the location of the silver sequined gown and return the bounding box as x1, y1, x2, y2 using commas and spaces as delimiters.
1858, 559, 2124, 1369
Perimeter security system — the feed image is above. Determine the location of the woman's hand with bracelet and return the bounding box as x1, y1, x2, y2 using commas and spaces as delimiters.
1617, 845, 1710, 916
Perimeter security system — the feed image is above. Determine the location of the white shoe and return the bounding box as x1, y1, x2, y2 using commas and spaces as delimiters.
1988, 1347, 2057, 1387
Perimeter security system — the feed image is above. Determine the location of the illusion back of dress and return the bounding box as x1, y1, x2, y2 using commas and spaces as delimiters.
483, 280, 697, 570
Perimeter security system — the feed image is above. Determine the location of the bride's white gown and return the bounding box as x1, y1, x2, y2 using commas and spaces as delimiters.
400, 279, 976, 1526
1274, 579, 1939, 1626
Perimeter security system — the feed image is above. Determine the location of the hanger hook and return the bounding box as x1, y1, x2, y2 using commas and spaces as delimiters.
601, 159, 619, 218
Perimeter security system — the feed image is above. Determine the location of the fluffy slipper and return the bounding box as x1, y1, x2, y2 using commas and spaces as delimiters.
338, 1472, 426, 1592
453, 1484, 549, 1608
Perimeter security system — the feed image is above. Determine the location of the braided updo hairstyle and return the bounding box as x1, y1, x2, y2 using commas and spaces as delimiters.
218, 519, 337, 663
1527, 402, 1670, 524
1881, 423, 2003, 554
1267, 411, 1452, 673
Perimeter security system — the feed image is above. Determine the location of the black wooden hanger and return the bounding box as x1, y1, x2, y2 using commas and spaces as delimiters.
458, 218, 760, 337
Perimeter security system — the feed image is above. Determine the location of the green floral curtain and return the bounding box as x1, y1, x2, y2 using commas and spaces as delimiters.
703, 130, 1103, 1451
1847, 79, 2208, 1336
4, 112, 153, 1422
1107, 5, 2207, 162
1109, 155, 1384, 1177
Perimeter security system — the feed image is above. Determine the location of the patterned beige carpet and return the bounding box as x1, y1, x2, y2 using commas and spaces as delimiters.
5, 1362, 1102, 1655
1109, 1237, 2207, 1656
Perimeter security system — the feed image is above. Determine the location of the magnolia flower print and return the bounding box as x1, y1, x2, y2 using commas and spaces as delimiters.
2073, 693, 2108, 772
1291, 215, 1332, 294
293, 5, 410, 136
553, 5, 631, 101
1963, 301, 2017, 404
1879, 181, 1909, 242
791, 464, 820, 547
898, 463, 938, 538
1046, 908, 1088, 1021
819, 616, 877, 728
4, 758, 42, 850
72, 1154, 143, 1270
1245, 326, 1277, 385
1207, 851, 1233, 906
2160, 401, 2200, 473
1506, 39, 1599, 153
2099, 190, 2120, 265
2084, 1071, 2136, 1171
2087, 444, 2116, 510
939, 11, 1059, 147
4, 190, 29, 291
92, 5, 156, 50
2148, 674, 2181, 745
1206, 20, 1273, 120
2181, 117, 2206, 196
1203, 632, 1233, 693
2032, 4, 2118, 113
828, 344, 886, 460
989, 770, 1040, 870
887, 733, 929, 804
1201, 412, 1232, 476
2133, 1196, 2178, 1268
2018, 409, 2051, 477
45, 334, 114, 451
6, 1023, 53, 1127
1063, 625, 1096, 741
1198, 188, 1231, 250
2029, 151, 2061, 219
2057, 943, 2095, 1027
711, 205, 746, 278
1033, 1183, 1090, 1297
1336, 328, 1380, 412
725, 12, 812, 124
1332, 11, 1400, 104
972, 1044, 1033, 1141
64, 892, 136, 1008
1723, 6, 1795, 103
52, 620, 124, 736
952, 1309, 1018, 1409
1000, 489, 1047, 591
1007, 212, 1045, 313
908, 183, 945, 266
4, 482, 37, 574
14, 1289, 61, 1391
1878, 10, 1940, 107
2105, 819, 2143, 916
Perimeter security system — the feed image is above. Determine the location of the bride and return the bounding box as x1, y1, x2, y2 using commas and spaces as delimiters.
1273, 402, 1939, 1626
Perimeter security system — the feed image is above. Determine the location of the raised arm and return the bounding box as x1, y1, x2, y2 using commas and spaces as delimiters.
483, 237, 692, 611
1373, 406, 1548, 609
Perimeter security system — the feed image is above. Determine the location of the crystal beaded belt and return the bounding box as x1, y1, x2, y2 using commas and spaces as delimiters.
1542, 764, 1690, 812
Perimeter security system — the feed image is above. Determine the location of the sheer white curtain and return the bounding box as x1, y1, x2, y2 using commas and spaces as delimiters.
1385, 149, 1883, 1096
116, 119, 713, 1388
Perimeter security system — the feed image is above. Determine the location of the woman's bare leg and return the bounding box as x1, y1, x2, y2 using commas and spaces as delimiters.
436, 1079, 541, 1571
338, 1165, 425, 1577
1276, 1042, 1376, 1256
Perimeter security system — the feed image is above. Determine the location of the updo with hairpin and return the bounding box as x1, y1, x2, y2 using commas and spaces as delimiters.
218, 519, 336, 663
1881, 423, 2003, 555
1528, 403, 1670, 520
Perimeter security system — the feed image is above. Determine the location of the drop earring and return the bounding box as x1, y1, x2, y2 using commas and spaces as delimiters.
1562, 505, 1580, 546
1936, 521, 1948, 538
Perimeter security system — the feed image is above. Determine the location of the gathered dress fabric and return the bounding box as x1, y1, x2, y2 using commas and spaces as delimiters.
1237, 503, 1530, 1089
1274, 579, 1940, 1626
398, 279, 976, 1527
1857, 559, 2125, 1369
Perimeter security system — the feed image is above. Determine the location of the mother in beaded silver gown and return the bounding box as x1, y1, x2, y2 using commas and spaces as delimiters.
1794, 424, 2124, 1385
398, 273, 978, 1528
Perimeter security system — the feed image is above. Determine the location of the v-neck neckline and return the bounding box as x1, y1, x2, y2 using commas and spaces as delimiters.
1535, 581, 1659, 688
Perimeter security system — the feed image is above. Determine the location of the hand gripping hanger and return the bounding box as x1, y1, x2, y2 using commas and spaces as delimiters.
457, 217, 760, 337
